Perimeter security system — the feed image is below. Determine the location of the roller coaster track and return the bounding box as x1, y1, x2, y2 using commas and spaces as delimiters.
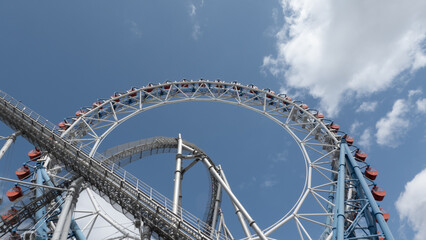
0, 91, 223, 239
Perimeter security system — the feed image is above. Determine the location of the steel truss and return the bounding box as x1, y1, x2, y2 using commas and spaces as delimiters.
332, 141, 394, 240
0, 80, 394, 239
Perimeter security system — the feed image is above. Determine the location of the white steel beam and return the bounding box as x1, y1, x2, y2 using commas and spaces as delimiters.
0, 131, 20, 160
52, 177, 84, 240
172, 134, 183, 215
218, 167, 252, 239
202, 158, 267, 240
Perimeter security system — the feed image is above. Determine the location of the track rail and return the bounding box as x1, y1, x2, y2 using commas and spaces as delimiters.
0, 90, 224, 239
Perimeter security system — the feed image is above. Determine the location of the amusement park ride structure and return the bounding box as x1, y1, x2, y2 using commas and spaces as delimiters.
0, 79, 394, 240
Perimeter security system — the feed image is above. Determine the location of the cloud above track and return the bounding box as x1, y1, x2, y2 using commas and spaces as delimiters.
263, 0, 426, 116
188, 2, 202, 40
349, 120, 362, 134
395, 168, 426, 240
358, 128, 372, 149
129, 20, 142, 38
375, 99, 409, 147
356, 101, 378, 113
416, 98, 426, 113
375, 90, 426, 147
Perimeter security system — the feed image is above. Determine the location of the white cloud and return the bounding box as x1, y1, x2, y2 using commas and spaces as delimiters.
129, 21, 142, 38
416, 98, 426, 113
260, 174, 279, 188
396, 168, 426, 240
350, 120, 362, 134
265, 8, 282, 38
263, 0, 426, 116
262, 179, 278, 188
189, 4, 196, 17
413, 50, 426, 71
408, 89, 422, 98
273, 150, 288, 163
272, 8, 279, 24
356, 101, 378, 113
375, 90, 426, 146
375, 99, 409, 147
192, 24, 201, 40
239, 176, 257, 190
188, 2, 202, 40
357, 128, 371, 149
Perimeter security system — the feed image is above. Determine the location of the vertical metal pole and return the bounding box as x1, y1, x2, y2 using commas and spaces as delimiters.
0, 131, 20, 160
40, 168, 85, 240
61, 212, 74, 240
52, 177, 84, 240
172, 134, 183, 215
179, 175, 183, 217
219, 167, 252, 239
35, 163, 49, 239
333, 142, 346, 240
343, 144, 395, 240
202, 158, 266, 240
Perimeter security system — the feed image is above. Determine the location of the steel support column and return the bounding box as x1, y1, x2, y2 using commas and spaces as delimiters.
333, 142, 347, 240
39, 168, 85, 240
343, 144, 394, 240
172, 134, 183, 215
0, 131, 20, 161
35, 163, 49, 240
51, 177, 83, 240
61, 211, 74, 240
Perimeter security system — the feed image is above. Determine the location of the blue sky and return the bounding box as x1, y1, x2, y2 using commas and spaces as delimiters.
0, 0, 425, 239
